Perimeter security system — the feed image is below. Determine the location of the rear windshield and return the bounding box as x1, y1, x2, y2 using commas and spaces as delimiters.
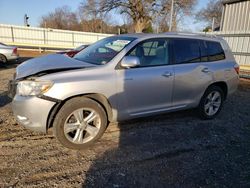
74, 36, 136, 65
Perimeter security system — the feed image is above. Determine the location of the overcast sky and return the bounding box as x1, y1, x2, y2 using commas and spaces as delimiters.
0, 0, 210, 32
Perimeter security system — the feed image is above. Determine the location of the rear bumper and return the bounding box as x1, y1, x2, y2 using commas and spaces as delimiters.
12, 95, 55, 133
227, 75, 239, 96
7, 55, 19, 61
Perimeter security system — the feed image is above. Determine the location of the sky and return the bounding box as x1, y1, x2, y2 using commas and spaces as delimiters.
0, 0, 210, 32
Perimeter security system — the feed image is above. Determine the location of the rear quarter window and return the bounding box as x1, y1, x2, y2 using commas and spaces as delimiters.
207, 41, 225, 61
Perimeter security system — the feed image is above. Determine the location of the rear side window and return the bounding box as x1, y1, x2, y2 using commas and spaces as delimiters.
207, 41, 225, 61
173, 39, 200, 64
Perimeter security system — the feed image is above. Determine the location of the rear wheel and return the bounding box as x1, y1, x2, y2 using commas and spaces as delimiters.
198, 86, 224, 119
0, 54, 7, 63
53, 97, 107, 149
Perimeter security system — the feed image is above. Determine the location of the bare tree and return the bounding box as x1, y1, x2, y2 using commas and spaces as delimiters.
196, 0, 223, 29
39, 0, 197, 33
98, 0, 157, 33
98, 0, 197, 33
172, 0, 198, 30
78, 0, 111, 33
157, 0, 197, 31
78, 0, 103, 20
40, 6, 80, 31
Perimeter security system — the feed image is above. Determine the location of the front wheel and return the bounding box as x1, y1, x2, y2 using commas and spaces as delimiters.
198, 86, 224, 119
53, 97, 107, 150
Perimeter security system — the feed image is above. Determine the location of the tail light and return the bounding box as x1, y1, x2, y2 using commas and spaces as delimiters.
234, 65, 240, 75
12, 47, 18, 56
66, 51, 78, 57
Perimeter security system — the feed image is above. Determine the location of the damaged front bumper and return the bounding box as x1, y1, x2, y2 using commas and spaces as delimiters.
12, 95, 56, 133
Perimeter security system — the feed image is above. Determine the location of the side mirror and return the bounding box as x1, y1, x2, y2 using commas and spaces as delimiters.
120, 56, 140, 68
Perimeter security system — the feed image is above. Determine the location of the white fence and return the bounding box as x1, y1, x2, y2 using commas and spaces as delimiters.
210, 31, 250, 66
0, 24, 114, 49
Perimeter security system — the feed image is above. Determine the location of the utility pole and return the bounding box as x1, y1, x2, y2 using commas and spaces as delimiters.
212, 17, 215, 31
169, 0, 174, 31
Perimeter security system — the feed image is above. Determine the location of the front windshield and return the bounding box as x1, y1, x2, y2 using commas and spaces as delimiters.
74, 36, 136, 65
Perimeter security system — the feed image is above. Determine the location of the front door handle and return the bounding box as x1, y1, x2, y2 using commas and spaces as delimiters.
162, 72, 173, 77
201, 67, 210, 73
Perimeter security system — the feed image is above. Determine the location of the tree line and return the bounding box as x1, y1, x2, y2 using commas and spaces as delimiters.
39, 0, 223, 34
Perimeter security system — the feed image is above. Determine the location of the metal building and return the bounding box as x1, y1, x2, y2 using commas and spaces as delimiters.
216, 0, 250, 74
221, 0, 250, 31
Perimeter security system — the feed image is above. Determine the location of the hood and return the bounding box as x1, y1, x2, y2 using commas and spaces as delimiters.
16, 54, 95, 79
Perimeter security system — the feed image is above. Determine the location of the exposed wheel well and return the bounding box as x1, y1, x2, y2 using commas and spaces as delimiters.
47, 94, 113, 130
207, 81, 228, 100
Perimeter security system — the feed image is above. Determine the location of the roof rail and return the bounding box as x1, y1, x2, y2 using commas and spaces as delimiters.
164, 31, 218, 38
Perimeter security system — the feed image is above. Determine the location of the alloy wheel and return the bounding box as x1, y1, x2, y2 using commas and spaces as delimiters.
204, 91, 222, 116
64, 108, 101, 144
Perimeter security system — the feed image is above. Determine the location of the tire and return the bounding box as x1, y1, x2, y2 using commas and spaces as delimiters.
0, 54, 7, 63
198, 86, 224, 120
53, 97, 107, 150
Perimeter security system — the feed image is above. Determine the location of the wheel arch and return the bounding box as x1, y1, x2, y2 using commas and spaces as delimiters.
204, 81, 228, 100
47, 93, 113, 131
0, 53, 7, 63
198, 81, 227, 119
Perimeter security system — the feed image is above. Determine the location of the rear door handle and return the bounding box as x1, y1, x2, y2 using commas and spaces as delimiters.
162, 72, 173, 77
201, 68, 210, 73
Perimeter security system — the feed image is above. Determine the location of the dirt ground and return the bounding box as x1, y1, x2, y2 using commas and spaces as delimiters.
0, 59, 250, 188
17, 49, 53, 58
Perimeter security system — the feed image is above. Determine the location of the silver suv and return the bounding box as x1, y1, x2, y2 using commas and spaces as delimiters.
10, 33, 239, 149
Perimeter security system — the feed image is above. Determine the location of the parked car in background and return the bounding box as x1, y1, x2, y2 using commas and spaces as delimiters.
57, 44, 89, 57
0, 42, 19, 63
9, 33, 239, 149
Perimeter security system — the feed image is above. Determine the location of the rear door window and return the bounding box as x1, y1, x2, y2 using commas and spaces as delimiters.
173, 39, 200, 64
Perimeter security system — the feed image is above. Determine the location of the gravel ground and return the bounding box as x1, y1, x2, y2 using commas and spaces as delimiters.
0, 60, 250, 188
